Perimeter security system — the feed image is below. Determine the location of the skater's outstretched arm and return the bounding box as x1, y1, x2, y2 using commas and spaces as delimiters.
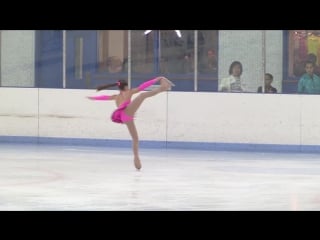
87, 95, 117, 101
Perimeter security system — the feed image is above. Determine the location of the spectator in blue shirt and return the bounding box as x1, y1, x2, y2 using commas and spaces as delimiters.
298, 60, 320, 94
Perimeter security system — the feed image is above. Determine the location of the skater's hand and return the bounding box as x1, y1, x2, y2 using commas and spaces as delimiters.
157, 76, 167, 81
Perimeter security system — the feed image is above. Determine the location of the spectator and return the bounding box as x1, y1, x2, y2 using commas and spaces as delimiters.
257, 73, 277, 93
199, 49, 217, 73
219, 61, 245, 92
181, 52, 194, 73
106, 56, 123, 73
206, 49, 217, 73
298, 60, 320, 94
294, 53, 320, 77
306, 53, 320, 76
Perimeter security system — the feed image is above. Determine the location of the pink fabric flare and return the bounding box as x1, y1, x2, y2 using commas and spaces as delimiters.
137, 78, 157, 91
111, 100, 134, 124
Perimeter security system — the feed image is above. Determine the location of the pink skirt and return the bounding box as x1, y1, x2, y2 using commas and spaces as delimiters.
111, 100, 134, 124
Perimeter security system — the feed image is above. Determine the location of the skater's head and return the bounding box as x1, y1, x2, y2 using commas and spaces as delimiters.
96, 80, 128, 91
117, 80, 128, 91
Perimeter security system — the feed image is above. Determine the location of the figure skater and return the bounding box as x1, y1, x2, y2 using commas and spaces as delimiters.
87, 76, 174, 170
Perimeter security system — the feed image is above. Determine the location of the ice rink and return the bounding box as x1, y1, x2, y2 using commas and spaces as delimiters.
1, 143, 320, 210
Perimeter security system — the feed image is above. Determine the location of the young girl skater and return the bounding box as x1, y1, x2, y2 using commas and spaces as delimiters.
87, 76, 174, 170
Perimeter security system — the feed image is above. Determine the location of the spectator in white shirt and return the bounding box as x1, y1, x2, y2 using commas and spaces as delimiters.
219, 61, 245, 92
